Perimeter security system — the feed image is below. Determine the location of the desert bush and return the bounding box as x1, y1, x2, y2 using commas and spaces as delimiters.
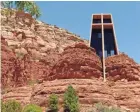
15, 52, 25, 60
2, 1, 41, 19
64, 85, 79, 112
1, 88, 9, 94
1, 100, 22, 112
27, 80, 40, 86
46, 94, 58, 112
1, 102, 6, 112
1, 8, 15, 17
22, 104, 42, 112
89, 102, 121, 112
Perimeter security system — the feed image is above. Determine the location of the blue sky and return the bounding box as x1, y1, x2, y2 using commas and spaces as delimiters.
36, 1, 140, 63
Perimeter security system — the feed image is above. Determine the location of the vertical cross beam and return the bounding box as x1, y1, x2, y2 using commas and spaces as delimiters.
101, 13, 106, 82
111, 15, 119, 55
90, 14, 119, 82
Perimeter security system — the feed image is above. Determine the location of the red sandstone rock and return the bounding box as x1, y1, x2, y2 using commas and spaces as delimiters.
2, 9, 140, 112
1, 10, 88, 87
1, 37, 16, 88
2, 86, 32, 106
47, 43, 102, 80
105, 53, 140, 81
1, 37, 51, 87
2, 79, 140, 112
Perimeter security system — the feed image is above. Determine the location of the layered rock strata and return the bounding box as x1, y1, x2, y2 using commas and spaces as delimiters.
1, 9, 88, 62
105, 54, 140, 81
48, 43, 102, 80
2, 79, 140, 112
1, 37, 51, 87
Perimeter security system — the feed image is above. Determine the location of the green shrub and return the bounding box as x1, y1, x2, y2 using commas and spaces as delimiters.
1, 100, 22, 112
27, 80, 39, 86
1, 102, 6, 112
22, 104, 42, 112
64, 85, 79, 112
47, 94, 58, 112
94, 102, 121, 112
16, 52, 25, 60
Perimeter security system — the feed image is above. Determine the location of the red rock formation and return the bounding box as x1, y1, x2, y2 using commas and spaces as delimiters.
48, 43, 102, 80
2, 79, 140, 112
2, 9, 140, 112
2, 86, 32, 105
1, 10, 89, 87
1, 37, 16, 88
105, 53, 140, 81
30, 79, 140, 111
1, 37, 51, 87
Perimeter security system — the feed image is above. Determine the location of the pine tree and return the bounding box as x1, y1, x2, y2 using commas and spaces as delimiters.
47, 94, 58, 112
64, 85, 79, 112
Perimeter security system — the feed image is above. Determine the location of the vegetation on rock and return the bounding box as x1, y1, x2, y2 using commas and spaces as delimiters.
16, 52, 25, 60
1, 100, 22, 112
1, 1, 41, 18
22, 104, 42, 112
27, 80, 40, 86
89, 102, 121, 112
47, 94, 58, 112
64, 85, 79, 112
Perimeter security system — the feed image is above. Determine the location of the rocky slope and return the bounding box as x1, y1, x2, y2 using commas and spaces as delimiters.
31, 79, 140, 111
1, 9, 88, 61
1, 37, 51, 87
1, 9, 140, 112
1, 37, 17, 87
1, 9, 88, 87
2, 40, 140, 111
2, 79, 140, 112
47, 43, 102, 80
106, 54, 140, 81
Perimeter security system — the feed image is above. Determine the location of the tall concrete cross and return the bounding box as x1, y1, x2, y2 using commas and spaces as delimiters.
89, 14, 119, 81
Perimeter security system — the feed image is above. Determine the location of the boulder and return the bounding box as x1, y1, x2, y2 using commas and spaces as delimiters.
105, 53, 140, 81
47, 43, 102, 80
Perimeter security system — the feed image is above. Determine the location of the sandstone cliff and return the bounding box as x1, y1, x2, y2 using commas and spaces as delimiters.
106, 54, 140, 81
1, 9, 88, 87
2, 79, 140, 112
48, 43, 102, 80
1, 9, 140, 112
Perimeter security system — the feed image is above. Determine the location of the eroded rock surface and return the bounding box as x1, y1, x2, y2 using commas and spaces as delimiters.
1, 37, 17, 87
48, 43, 102, 80
2, 79, 140, 112
1, 9, 88, 61
106, 54, 140, 81
1, 10, 88, 87
2, 86, 32, 106
1, 9, 140, 112
1, 37, 51, 87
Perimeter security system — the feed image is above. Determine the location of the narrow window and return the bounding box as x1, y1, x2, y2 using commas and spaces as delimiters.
99, 51, 102, 57
105, 50, 107, 58
97, 33, 102, 38
111, 50, 114, 55
103, 19, 111, 23
93, 19, 101, 23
